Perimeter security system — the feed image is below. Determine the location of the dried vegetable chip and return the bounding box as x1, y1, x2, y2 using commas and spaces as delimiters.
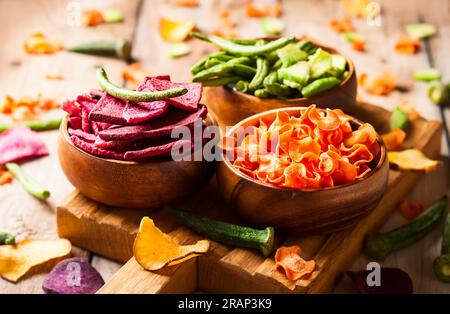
24, 32, 63, 54
159, 18, 195, 42
122, 63, 153, 88
388, 149, 440, 172
358, 71, 396, 96
0, 126, 48, 165
400, 199, 425, 220
1, 95, 59, 122
274, 246, 315, 281
176, 0, 199, 7
83, 9, 104, 26
341, 0, 370, 18
344, 32, 365, 52
134, 217, 209, 271
224, 105, 380, 189
213, 10, 237, 38
330, 15, 354, 33
245, 1, 282, 18
394, 34, 420, 55
0, 239, 72, 282
0, 170, 13, 185
405, 23, 437, 39
42, 257, 104, 294
381, 129, 406, 151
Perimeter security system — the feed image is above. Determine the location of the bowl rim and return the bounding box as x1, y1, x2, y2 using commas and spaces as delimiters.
220, 106, 387, 193
225, 36, 356, 102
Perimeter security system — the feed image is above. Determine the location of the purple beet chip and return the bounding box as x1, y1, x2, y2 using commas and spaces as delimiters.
99, 105, 207, 141
0, 125, 48, 165
138, 77, 202, 111
81, 108, 91, 133
76, 95, 98, 112
42, 257, 105, 294
124, 138, 191, 161
346, 267, 413, 294
68, 117, 82, 130
89, 94, 127, 125
123, 100, 169, 124
62, 99, 81, 117
71, 135, 124, 160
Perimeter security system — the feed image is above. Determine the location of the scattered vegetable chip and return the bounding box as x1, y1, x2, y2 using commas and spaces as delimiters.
274, 246, 315, 281
388, 149, 440, 172
159, 18, 195, 42
330, 15, 354, 33
102, 9, 124, 23
358, 71, 396, 96
0, 239, 72, 282
394, 34, 420, 55
42, 257, 104, 294
176, 0, 199, 7
390, 106, 409, 131
134, 217, 209, 271
168, 43, 191, 58
405, 23, 437, 39
346, 268, 413, 294
428, 82, 450, 106
400, 199, 424, 220
245, 2, 282, 18
381, 128, 406, 151
122, 63, 153, 88
342, 0, 371, 18
0, 126, 48, 165
344, 32, 365, 51
24, 32, 63, 54
261, 17, 284, 35
0, 170, 13, 185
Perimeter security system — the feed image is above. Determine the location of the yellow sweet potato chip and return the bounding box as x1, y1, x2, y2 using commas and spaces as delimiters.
388, 149, 440, 172
0, 239, 72, 282
134, 217, 209, 271
159, 18, 195, 42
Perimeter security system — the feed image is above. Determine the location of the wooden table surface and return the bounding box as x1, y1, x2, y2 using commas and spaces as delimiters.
0, 0, 449, 293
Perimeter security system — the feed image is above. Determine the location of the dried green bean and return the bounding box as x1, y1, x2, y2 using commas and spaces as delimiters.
201, 76, 242, 86
192, 57, 250, 82
0, 119, 61, 133
5, 163, 50, 200
301, 77, 340, 97
249, 58, 269, 91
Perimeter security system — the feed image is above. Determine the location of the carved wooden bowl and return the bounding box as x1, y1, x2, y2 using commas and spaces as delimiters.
217, 107, 389, 235
58, 117, 215, 208
202, 39, 357, 127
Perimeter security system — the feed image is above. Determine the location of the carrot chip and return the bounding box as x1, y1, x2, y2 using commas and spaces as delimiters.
24, 32, 63, 55
0, 239, 72, 283
394, 34, 420, 55
122, 63, 153, 89
176, 0, 199, 7
134, 217, 209, 271
274, 246, 316, 281
245, 2, 282, 18
400, 199, 424, 220
358, 71, 396, 96
381, 128, 406, 151
0, 170, 13, 185
388, 149, 440, 172
330, 15, 354, 33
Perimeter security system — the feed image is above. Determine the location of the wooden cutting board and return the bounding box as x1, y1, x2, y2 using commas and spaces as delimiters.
57, 102, 442, 293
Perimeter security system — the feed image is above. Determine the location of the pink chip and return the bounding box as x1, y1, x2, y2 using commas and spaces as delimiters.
124, 139, 191, 161
123, 100, 169, 124
71, 135, 124, 160
137, 77, 202, 111
62, 99, 81, 117
0, 126, 49, 165
89, 94, 127, 125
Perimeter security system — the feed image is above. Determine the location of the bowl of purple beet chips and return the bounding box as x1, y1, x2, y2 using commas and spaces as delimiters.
58, 75, 215, 208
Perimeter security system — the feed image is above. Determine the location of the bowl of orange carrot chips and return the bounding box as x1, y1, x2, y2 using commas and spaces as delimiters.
218, 105, 388, 234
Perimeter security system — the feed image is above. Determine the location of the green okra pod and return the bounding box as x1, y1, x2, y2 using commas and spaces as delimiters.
266, 83, 292, 97
254, 88, 270, 98
200, 76, 242, 87
249, 58, 269, 91
301, 77, 341, 97
5, 163, 51, 200
0, 232, 15, 245
67, 39, 132, 61
97, 67, 187, 102
0, 119, 61, 133
191, 32, 295, 57
192, 57, 250, 82
365, 196, 448, 261
235, 80, 250, 93
433, 213, 450, 282
166, 206, 275, 256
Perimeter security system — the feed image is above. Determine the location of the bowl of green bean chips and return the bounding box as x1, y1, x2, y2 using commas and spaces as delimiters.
191, 33, 357, 126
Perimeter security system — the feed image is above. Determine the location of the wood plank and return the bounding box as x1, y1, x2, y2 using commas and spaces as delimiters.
0, 0, 141, 292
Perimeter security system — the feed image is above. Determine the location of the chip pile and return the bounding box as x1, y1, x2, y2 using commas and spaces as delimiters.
63, 76, 207, 161
223, 105, 380, 189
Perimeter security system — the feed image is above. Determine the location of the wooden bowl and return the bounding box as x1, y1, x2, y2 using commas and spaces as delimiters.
217, 107, 389, 235
58, 117, 215, 208
202, 40, 357, 127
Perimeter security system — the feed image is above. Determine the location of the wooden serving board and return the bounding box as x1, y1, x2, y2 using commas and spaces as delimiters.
57, 102, 442, 293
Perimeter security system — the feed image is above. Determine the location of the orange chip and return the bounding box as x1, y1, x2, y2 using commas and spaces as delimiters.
24, 32, 63, 55
159, 18, 195, 42
394, 34, 420, 55
329, 15, 354, 33
351, 39, 365, 52
213, 10, 237, 38
245, 2, 282, 18
381, 128, 406, 151
82, 9, 104, 27
176, 0, 199, 7
122, 63, 152, 89
358, 71, 396, 96
274, 246, 316, 281
0, 170, 13, 185
342, 0, 370, 18
399, 199, 424, 220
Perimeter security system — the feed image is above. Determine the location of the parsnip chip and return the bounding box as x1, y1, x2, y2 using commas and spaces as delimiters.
134, 217, 209, 271
388, 149, 440, 172
159, 18, 195, 42
0, 239, 72, 283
